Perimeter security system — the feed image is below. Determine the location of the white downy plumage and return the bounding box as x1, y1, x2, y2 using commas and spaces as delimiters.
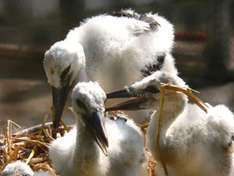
106, 71, 234, 176
43, 9, 177, 128
49, 81, 145, 176
1, 161, 51, 176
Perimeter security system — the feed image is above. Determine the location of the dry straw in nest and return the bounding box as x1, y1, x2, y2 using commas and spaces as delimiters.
0, 113, 156, 176
0, 115, 72, 176
1, 83, 206, 176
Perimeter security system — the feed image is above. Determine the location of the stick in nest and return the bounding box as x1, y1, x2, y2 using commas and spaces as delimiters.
0, 112, 75, 175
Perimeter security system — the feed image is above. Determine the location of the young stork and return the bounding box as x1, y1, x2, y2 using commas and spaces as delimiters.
106, 71, 234, 176
1, 161, 51, 176
48, 81, 145, 176
43, 9, 177, 128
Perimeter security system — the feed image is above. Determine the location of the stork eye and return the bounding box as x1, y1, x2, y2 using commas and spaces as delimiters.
61, 65, 71, 81
76, 99, 87, 110
144, 85, 157, 93
117, 115, 127, 122
110, 116, 117, 120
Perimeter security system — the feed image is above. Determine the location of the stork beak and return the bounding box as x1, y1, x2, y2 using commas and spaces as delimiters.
83, 111, 108, 155
52, 84, 71, 129
106, 97, 147, 111
106, 89, 150, 111
107, 89, 136, 99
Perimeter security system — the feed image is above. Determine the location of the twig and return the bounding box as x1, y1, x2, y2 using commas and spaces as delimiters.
26, 114, 49, 164
161, 83, 208, 113
14, 138, 49, 148
156, 85, 168, 176
155, 83, 209, 176
42, 129, 54, 141
61, 120, 69, 132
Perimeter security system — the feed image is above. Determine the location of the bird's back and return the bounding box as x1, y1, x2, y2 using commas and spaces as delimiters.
163, 104, 234, 176
66, 14, 176, 92
66, 14, 177, 124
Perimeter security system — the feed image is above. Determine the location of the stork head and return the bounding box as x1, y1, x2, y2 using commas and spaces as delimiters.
2, 161, 34, 176
43, 40, 86, 128
72, 81, 108, 154
106, 71, 186, 111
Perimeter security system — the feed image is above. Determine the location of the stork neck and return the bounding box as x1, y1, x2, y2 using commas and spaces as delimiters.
75, 117, 99, 151
153, 93, 187, 133
73, 117, 100, 169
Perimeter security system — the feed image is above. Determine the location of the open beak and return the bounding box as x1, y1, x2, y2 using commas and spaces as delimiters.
106, 97, 147, 111
52, 84, 71, 129
106, 88, 157, 111
82, 111, 108, 155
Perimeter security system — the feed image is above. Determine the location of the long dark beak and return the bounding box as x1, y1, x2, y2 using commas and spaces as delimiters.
106, 97, 147, 111
106, 89, 150, 111
107, 89, 135, 99
82, 111, 108, 155
52, 84, 71, 129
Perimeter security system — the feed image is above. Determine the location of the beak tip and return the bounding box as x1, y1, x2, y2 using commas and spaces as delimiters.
52, 112, 62, 129
52, 121, 59, 129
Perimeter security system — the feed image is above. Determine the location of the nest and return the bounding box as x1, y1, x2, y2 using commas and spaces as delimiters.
0, 116, 72, 176
0, 84, 207, 176
0, 114, 156, 176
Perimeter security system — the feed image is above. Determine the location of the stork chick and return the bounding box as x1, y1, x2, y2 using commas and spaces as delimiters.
106, 71, 234, 176
49, 81, 145, 176
1, 161, 51, 176
43, 9, 177, 128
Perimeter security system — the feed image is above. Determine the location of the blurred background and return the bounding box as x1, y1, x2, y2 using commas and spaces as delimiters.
0, 0, 234, 131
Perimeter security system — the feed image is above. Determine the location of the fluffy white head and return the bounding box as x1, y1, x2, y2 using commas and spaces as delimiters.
43, 40, 86, 88
125, 71, 187, 111
72, 81, 106, 115
129, 71, 185, 93
2, 161, 34, 176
